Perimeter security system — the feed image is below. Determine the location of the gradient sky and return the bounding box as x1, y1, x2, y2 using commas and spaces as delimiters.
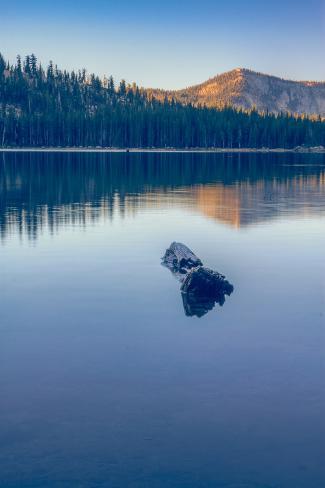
1, 0, 324, 89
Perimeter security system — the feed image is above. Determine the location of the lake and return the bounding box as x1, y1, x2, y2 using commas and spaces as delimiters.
0, 151, 324, 488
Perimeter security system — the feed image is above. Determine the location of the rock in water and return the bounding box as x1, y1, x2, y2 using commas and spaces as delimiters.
162, 242, 234, 318
161, 242, 202, 274
181, 267, 234, 297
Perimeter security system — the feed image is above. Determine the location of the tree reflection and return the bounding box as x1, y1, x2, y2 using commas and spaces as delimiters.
1, 151, 324, 240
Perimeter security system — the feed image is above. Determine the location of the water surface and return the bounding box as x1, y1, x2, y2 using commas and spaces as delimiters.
0, 152, 324, 487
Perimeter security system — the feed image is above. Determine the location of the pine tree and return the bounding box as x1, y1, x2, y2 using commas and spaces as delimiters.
16, 55, 22, 74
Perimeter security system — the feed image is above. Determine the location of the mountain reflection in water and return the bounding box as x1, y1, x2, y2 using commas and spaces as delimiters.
0, 151, 324, 241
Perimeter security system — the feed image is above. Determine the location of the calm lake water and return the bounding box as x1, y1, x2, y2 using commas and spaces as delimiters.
0, 151, 324, 488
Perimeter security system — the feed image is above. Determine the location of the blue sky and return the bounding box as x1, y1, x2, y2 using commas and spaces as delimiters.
1, 0, 324, 88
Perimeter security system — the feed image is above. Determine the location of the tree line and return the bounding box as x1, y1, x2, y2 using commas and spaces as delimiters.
0, 53, 324, 148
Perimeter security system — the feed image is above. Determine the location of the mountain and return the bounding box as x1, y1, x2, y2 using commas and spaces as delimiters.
146, 69, 325, 116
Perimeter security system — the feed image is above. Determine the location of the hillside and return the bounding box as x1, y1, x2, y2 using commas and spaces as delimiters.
147, 69, 325, 116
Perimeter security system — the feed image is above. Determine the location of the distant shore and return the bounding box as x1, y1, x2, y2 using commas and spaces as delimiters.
1, 147, 325, 154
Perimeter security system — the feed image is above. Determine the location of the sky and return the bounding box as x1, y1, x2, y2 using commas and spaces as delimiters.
1, 0, 324, 89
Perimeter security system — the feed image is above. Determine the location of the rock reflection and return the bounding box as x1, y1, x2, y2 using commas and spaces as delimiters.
182, 292, 226, 318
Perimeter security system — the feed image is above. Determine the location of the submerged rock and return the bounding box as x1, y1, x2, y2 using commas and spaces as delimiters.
162, 242, 234, 318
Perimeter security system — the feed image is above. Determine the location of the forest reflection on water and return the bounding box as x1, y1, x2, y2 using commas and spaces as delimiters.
0, 151, 325, 241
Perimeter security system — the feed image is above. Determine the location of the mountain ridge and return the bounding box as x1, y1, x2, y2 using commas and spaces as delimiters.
146, 68, 325, 116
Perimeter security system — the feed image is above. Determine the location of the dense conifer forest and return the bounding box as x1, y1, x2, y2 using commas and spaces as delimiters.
0, 53, 324, 148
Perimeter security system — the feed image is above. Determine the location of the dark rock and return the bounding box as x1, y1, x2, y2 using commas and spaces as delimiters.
161, 242, 202, 274
181, 266, 233, 297
180, 266, 234, 317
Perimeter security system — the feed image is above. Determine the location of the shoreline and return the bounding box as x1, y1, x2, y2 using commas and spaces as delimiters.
0, 147, 324, 154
